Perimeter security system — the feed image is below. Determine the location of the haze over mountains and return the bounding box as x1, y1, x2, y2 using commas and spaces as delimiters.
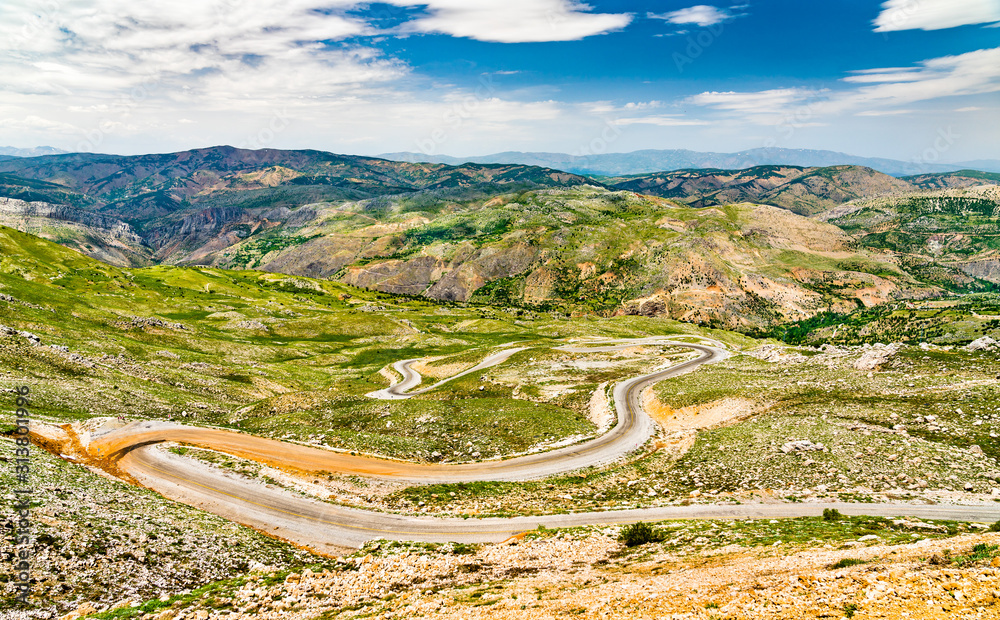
0, 146, 68, 158
6, 145, 1000, 177
381, 147, 1000, 177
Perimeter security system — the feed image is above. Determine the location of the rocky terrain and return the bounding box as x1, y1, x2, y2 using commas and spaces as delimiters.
44, 524, 1000, 620
208, 188, 945, 328
0, 433, 319, 619
2, 225, 1000, 619
607, 165, 915, 215
0, 197, 151, 266
820, 185, 1000, 290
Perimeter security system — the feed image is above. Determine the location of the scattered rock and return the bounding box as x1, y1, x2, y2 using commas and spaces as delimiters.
59, 603, 97, 620
780, 440, 825, 453
745, 345, 808, 364
853, 343, 905, 371
967, 336, 999, 352
118, 316, 186, 331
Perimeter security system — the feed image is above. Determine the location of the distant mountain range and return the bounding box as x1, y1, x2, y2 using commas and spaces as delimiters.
7, 145, 998, 177
379, 148, 1000, 177
0, 146, 68, 157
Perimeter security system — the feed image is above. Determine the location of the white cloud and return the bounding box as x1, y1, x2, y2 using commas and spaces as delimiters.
855, 109, 915, 116
843, 67, 924, 83
874, 0, 1000, 32
0, 115, 81, 133
688, 88, 825, 116
389, 0, 632, 43
690, 47, 1000, 122
648, 5, 737, 27
0, 0, 395, 104
956, 106, 984, 111
0, 0, 608, 154
623, 101, 664, 110
614, 116, 709, 127
838, 47, 1000, 110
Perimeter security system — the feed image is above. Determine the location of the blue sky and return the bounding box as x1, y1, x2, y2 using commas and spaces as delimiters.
0, 0, 998, 162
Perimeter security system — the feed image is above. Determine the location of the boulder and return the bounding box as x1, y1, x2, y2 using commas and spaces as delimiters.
853, 343, 904, 371
967, 337, 999, 352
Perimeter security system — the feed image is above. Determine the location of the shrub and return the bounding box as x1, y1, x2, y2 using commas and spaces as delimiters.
829, 558, 866, 570
619, 521, 666, 547
823, 508, 843, 521
450, 543, 477, 555
953, 543, 999, 566
989, 520, 1000, 532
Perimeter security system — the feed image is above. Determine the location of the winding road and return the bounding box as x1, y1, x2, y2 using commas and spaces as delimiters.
66, 338, 999, 551
92, 339, 723, 483
366, 345, 531, 400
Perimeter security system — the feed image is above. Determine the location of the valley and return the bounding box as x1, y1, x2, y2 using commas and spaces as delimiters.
2, 147, 999, 334
2, 216, 1000, 617
1, 150, 999, 620
5, 2, 1000, 617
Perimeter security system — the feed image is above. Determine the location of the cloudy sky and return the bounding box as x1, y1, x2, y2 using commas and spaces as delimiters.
1, 0, 998, 161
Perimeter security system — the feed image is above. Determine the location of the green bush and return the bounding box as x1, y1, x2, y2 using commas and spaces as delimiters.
823, 508, 844, 521
619, 521, 666, 547
989, 520, 1000, 533
953, 543, 999, 566
829, 558, 866, 570
450, 543, 478, 555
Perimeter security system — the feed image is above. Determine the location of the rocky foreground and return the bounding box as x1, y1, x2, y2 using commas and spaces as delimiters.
49, 529, 1000, 620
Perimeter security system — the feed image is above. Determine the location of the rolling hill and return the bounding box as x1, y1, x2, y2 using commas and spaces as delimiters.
3, 146, 1000, 329
819, 185, 1000, 288
606, 165, 916, 215
0, 146, 590, 264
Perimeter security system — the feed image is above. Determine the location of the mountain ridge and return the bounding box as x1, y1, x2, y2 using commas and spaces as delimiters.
380, 147, 1000, 177
0, 145, 68, 157
1, 145, 999, 329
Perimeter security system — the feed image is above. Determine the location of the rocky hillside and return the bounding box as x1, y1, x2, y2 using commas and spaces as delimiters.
0, 147, 586, 214
0, 196, 152, 265
3, 148, 1000, 329
902, 169, 1000, 190
819, 185, 1000, 288
39, 523, 1000, 620
0, 146, 589, 260
192, 186, 948, 329
607, 165, 917, 215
